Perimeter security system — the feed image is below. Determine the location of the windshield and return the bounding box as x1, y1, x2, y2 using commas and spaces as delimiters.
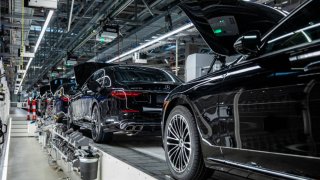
114, 66, 181, 84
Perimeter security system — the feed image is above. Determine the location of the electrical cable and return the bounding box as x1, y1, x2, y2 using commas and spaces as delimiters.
20, 0, 25, 70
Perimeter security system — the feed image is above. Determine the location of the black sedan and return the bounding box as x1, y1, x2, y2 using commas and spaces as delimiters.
162, 0, 320, 180
68, 63, 182, 143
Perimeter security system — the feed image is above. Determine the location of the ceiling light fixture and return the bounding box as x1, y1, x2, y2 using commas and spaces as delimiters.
15, 10, 54, 94
106, 23, 193, 63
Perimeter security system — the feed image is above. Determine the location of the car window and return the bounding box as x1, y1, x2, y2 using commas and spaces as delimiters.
114, 66, 181, 84
86, 69, 105, 86
104, 76, 111, 87
263, 0, 320, 54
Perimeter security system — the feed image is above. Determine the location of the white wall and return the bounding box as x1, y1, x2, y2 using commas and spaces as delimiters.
185, 53, 214, 82
0, 61, 10, 124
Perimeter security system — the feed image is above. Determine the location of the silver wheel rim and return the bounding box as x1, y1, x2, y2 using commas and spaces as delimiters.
166, 114, 191, 173
92, 108, 99, 139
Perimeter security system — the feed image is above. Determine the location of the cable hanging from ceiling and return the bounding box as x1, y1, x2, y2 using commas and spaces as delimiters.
20, 0, 25, 71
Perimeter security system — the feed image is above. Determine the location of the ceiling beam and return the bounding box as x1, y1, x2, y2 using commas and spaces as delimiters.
2, 13, 45, 21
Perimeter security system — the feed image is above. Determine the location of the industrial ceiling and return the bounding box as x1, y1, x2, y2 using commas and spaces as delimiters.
0, 0, 304, 95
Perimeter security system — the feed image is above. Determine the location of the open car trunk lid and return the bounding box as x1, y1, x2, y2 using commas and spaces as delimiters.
40, 85, 50, 96
179, 0, 286, 56
50, 78, 75, 93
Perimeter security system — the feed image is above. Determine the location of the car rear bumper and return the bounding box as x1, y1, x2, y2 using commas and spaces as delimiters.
101, 112, 162, 134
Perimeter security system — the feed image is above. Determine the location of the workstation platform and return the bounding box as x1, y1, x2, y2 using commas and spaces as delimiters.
7, 108, 249, 180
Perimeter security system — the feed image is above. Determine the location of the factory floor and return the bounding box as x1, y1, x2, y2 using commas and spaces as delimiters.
5, 108, 66, 180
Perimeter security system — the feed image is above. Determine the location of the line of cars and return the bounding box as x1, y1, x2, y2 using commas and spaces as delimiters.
38, 62, 182, 144
37, 0, 320, 179
68, 63, 182, 142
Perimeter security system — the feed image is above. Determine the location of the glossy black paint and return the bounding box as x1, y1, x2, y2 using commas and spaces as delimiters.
162, 0, 320, 179
69, 65, 182, 134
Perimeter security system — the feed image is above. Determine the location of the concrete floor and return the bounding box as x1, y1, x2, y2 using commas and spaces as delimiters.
7, 137, 65, 180
6, 108, 66, 180
9, 108, 27, 116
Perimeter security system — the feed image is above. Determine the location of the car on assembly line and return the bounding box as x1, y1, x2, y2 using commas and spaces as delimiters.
50, 78, 76, 123
68, 62, 182, 143
161, 0, 320, 180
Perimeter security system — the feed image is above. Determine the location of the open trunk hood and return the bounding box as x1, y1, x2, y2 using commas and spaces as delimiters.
40, 85, 50, 96
179, 0, 286, 56
50, 78, 74, 93
74, 62, 116, 87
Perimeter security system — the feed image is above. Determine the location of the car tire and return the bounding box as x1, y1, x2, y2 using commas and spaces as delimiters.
164, 105, 213, 180
91, 105, 113, 143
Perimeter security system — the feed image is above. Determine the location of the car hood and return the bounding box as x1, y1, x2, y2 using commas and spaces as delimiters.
73, 62, 116, 87
179, 0, 286, 56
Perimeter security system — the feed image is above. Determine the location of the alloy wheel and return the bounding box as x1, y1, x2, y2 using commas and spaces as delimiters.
91, 107, 99, 139
166, 114, 192, 173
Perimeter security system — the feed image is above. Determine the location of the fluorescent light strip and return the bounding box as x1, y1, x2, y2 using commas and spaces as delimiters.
67, 0, 75, 32
34, 10, 54, 52
16, 10, 54, 94
106, 23, 194, 63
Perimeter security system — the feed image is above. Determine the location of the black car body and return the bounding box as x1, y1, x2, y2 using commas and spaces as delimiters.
69, 62, 182, 143
50, 78, 76, 122
162, 0, 320, 179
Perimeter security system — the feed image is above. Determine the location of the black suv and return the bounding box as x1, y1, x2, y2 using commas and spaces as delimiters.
162, 0, 320, 179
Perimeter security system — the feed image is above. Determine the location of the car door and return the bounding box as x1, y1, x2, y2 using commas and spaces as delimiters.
83, 69, 105, 120
81, 82, 93, 121
177, 0, 286, 168
70, 84, 85, 121
220, 1, 320, 178
99, 73, 113, 122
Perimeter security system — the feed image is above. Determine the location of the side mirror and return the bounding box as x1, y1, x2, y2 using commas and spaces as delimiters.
87, 80, 101, 93
234, 31, 261, 55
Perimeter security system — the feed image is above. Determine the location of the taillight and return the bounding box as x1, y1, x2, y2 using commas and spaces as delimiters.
111, 91, 141, 100
61, 97, 69, 102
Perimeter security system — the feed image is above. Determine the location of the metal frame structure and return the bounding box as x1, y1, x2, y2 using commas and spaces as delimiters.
0, 0, 305, 93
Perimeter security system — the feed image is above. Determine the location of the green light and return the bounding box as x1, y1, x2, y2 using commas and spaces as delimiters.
100, 37, 105, 43
214, 29, 222, 34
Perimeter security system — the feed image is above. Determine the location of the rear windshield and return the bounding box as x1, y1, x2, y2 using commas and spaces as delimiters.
114, 66, 181, 84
